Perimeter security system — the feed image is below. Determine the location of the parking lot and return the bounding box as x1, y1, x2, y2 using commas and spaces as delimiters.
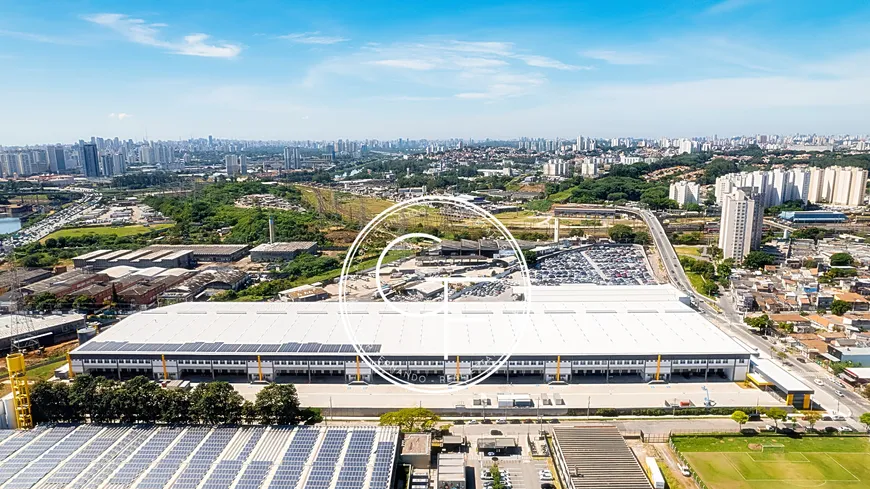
469, 436, 553, 489
531, 245, 656, 286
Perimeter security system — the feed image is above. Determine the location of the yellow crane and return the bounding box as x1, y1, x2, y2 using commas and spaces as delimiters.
6, 353, 33, 429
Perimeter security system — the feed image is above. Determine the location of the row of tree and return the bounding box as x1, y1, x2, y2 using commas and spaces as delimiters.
731, 409, 870, 432
31, 375, 322, 426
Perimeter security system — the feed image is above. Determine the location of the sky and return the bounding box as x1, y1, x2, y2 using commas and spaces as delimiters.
1, 0, 870, 145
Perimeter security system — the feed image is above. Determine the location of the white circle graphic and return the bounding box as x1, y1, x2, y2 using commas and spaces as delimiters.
338, 195, 534, 394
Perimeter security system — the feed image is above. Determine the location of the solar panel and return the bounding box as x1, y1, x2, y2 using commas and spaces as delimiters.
106, 427, 182, 486
0, 425, 75, 486
339, 344, 357, 353
361, 344, 381, 353
4, 426, 102, 489
75, 341, 103, 352
299, 343, 321, 353
239, 344, 262, 352
69, 426, 154, 489
119, 342, 146, 351
257, 344, 281, 352
197, 342, 223, 352
97, 341, 125, 351
278, 342, 300, 353
137, 428, 210, 489
136, 343, 165, 352
164, 343, 183, 352
169, 428, 238, 489
39, 426, 128, 488
218, 343, 242, 352
234, 460, 271, 489
303, 429, 348, 489
180, 342, 204, 351
318, 344, 341, 353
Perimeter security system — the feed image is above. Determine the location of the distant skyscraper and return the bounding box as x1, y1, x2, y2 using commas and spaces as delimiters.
225, 154, 239, 176
80, 143, 100, 178
239, 155, 248, 175
294, 147, 300, 168
719, 189, 763, 260
208, 135, 214, 147
112, 153, 126, 175
100, 153, 114, 177
283, 147, 292, 170
669, 181, 701, 207
46, 145, 65, 173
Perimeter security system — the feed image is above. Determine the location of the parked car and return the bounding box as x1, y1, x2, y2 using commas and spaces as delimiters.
839, 426, 855, 433
796, 357, 807, 363
541, 484, 556, 489
539, 470, 553, 481
764, 424, 776, 431
835, 390, 845, 397
496, 418, 508, 424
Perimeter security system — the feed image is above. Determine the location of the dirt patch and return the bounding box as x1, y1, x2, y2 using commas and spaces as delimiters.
325, 229, 359, 245
748, 443, 763, 451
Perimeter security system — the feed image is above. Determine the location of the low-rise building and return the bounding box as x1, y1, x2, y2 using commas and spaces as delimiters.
250, 242, 319, 262
278, 284, 330, 302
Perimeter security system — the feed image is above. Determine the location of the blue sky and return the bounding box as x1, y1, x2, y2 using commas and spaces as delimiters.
1, 0, 869, 144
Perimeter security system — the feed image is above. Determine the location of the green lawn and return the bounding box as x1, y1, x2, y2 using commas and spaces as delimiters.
26, 358, 68, 381
674, 245, 702, 257
43, 223, 173, 241
674, 435, 870, 489
685, 271, 712, 296
289, 250, 412, 287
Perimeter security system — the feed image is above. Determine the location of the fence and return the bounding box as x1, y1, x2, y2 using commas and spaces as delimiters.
668, 439, 710, 489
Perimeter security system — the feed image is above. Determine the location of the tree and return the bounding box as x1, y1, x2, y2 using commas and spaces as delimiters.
242, 401, 259, 425
115, 376, 162, 423
860, 412, 870, 433
490, 464, 506, 489
158, 388, 192, 424
730, 410, 749, 430
744, 314, 772, 335
830, 361, 857, 376
522, 250, 537, 266
608, 224, 635, 243
701, 281, 720, 297
254, 383, 303, 425
742, 251, 774, 270
684, 203, 702, 212
717, 261, 732, 282
190, 382, 244, 424
830, 252, 854, 267
767, 407, 788, 429
633, 231, 651, 246
379, 407, 440, 432
831, 299, 851, 316
804, 412, 822, 430
776, 351, 788, 362
30, 381, 73, 423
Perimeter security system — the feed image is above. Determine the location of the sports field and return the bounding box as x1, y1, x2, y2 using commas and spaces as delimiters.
42, 223, 173, 241
673, 435, 870, 488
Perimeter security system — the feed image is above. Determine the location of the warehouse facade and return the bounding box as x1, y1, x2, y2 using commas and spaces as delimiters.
70, 285, 753, 384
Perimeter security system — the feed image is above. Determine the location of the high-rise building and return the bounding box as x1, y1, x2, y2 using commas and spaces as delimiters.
807, 166, 867, 206
542, 158, 573, 178
225, 154, 239, 176
80, 143, 100, 178
239, 155, 248, 175
46, 145, 65, 173
669, 181, 701, 206
716, 168, 812, 208
718, 189, 763, 261
100, 153, 114, 177
15, 153, 33, 176
283, 147, 292, 170
678, 139, 694, 154
112, 153, 126, 175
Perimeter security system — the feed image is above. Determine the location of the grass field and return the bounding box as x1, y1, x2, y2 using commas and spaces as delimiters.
43, 223, 173, 241
674, 245, 702, 257
297, 185, 394, 221
674, 435, 870, 489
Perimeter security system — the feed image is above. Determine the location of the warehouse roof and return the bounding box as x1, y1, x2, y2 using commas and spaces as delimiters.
553, 426, 651, 489
72, 286, 750, 357
0, 313, 84, 341
251, 242, 318, 252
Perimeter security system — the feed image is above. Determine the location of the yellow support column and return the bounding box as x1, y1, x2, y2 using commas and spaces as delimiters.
655, 355, 661, 381
161, 354, 168, 380
257, 355, 263, 382
6, 353, 33, 429
456, 356, 461, 382
802, 395, 811, 409
66, 352, 75, 379
356, 356, 360, 382
786, 393, 794, 406
556, 355, 561, 381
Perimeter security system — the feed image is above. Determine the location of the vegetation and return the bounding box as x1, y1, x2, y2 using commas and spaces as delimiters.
489, 465, 506, 489
744, 314, 773, 335
791, 227, 826, 242
679, 255, 722, 296
378, 407, 440, 432
145, 181, 326, 245
608, 224, 636, 243
742, 251, 774, 270
860, 412, 870, 432
14, 225, 172, 268
29, 375, 321, 425
112, 172, 180, 189
766, 407, 788, 429
524, 199, 552, 212
730, 410, 749, 429
829, 252, 854, 267
831, 299, 851, 316
42, 224, 173, 241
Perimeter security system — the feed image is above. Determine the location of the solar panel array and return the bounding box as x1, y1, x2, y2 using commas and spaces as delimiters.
0, 425, 398, 489
77, 341, 382, 354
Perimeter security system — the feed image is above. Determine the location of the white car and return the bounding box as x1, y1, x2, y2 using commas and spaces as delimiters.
496, 418, 508, 424
835, 390, 845, 397
839, 426, 855, 433
468, 420, 479, 425
814, 379, 825, 386
539, 470, 553, 481
679, 465, 691, 477
764, 424, 776, 432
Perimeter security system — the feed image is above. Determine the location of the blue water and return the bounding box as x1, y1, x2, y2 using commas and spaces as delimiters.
0, 217, 22, 234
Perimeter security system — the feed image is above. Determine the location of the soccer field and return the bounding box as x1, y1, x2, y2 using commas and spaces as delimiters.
673, 435, 870, 489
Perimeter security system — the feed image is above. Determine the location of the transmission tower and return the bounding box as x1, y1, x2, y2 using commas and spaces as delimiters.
9, 265, 36, 352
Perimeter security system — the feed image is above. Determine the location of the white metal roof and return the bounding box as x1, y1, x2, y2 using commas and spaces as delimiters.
0, 313, 84, 341
75, 290, 750, 358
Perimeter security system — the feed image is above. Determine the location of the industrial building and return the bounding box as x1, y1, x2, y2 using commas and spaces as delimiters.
70, 285, 755, 385
0, 312, 85, 352
0, 424, 400, 489
428, 239, 539, 258
73, 248, 194, 270
250, 241, 319, 262
144, 244, 251, 262
552, 426, 652, 489
778, 210, 847, 223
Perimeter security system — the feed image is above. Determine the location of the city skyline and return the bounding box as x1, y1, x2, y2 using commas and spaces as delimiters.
1, 0, 870, 144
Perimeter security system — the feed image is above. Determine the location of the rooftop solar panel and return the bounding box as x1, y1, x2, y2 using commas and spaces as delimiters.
197, 342, 223, 352
75, 341, 103, 352
257, 344, 281, 352
218, 343, 242, 352
239, 344, 262, 352
318, 344, 341, 353
119, 342, 146, 351
278, 342, 300, 353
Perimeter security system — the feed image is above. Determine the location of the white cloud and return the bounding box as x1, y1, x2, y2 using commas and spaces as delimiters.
108, 112, 132, 120
84, 13, 241, 58
517, 55, 590, 71
280, 32, 348, 45
0, 29, 84, 45
370, 59, 438, 70
581, 49, 656, 65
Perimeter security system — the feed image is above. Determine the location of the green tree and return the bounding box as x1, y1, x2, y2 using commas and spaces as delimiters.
804, 412, 822, 430
860, 412, 870, 433
522, 250, 537, 266
831, 299, 851, 316
830, 361, 857, 375
830, 252, 854, 267
190, 382, 245, 424
490, 465, 506, 489
730, 410, 749, 430
701, 281, 720, 297
742, 251, 774, 270
69, 374, 121, 423
158, 388, 192, 424
608, 224, 635, 243
379, 407, 440, 432
684, 203, 702, 212
633, 231, 651, 246
115, 376, 162, 423
254, 383, 303, 425
767, 407, 788, 429
744, 314, 772, 335
30, 380, 74, 423
242, 401, 259, 424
